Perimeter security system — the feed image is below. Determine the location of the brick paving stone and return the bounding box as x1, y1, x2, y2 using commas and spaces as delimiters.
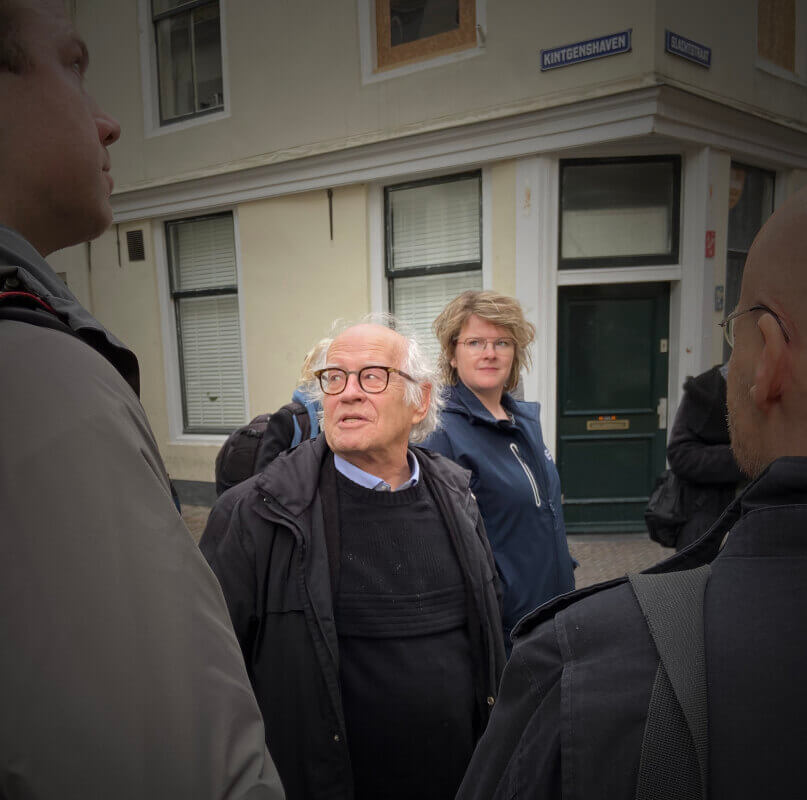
569, 535, 671, 588
182, 502, 672, 589
182, 505, 210, 545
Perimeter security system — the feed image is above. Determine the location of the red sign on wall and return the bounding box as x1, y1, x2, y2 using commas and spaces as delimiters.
705, 230, 716, 258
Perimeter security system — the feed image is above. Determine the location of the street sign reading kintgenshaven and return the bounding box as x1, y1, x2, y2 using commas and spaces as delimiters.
540, 30, 632, 71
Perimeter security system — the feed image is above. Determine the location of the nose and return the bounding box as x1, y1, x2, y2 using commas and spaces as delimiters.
340, 372, 365, 400
97, 111, 121, 146
95, 107, 121, 147
481, 341, 497, 355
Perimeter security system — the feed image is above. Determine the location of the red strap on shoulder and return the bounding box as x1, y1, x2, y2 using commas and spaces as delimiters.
0, 290, 58, 315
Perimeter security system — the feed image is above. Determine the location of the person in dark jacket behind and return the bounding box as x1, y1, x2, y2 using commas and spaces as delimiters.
0, 1, 282, 797
666, 363, 744, 550
422, 291, 575, 650
455, 187, 807, 800
201, 317, 506, 800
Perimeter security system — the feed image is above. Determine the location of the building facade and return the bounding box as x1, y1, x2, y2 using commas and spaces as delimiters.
53, 0, 807, 530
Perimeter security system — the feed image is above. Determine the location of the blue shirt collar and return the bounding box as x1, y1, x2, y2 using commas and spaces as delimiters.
333, 451, 419, 492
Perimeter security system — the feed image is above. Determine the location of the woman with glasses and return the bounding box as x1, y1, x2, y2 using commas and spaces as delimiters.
423, 291, 575, 652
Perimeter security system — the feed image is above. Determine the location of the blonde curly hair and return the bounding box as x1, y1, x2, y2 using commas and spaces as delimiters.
433, 290, 535, 394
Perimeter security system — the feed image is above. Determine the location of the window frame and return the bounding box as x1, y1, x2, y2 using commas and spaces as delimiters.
384, 170, 483, 315
558, 155, 682, 271
152, 0, 225, 126
756, 0, 807, 83
138, 0, 230, 137
165, 211, 245, 436
358, 0, 485, 84
375, 0, 477, 72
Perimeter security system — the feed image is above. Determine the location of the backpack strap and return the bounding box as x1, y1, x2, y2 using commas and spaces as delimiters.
0, 290, 78, 338
628, 564, 711, 800
287, 401, 312, 449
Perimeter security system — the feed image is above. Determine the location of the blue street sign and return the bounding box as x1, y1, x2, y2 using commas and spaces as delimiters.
665, 30, 711, 67
540, 30, 632, 71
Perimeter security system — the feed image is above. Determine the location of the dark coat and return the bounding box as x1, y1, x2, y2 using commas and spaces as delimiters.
422, 382, 575, 638
200, 436, 506, 800
456, 457, 807, 800
667, 365, 744, 549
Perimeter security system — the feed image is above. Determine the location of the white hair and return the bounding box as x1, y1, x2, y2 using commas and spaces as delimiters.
311, 313, 444, 443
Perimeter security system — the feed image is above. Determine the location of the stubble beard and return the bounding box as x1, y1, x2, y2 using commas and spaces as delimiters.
727, 373, 767, 480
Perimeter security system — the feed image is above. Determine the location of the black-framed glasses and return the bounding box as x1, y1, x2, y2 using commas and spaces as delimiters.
719, 304, 791, 348
314, 366, 417, 395
455, 337, 516, 353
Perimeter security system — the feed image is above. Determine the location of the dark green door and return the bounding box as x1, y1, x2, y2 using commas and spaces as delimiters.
557, 283, 669, 532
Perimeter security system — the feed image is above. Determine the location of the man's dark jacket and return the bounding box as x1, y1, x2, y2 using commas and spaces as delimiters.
200, 435, 507, 800
667, 365, 744, 549
456, 457, 807, 800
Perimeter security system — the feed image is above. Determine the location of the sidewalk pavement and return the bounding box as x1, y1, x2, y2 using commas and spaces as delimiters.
182, 505, 671, 590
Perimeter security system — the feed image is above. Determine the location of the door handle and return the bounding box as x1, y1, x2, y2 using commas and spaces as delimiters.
656, 397, 668, 430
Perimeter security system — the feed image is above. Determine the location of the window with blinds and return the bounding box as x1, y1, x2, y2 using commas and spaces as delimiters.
166, 213, 246, 433
385, 173, 482, 359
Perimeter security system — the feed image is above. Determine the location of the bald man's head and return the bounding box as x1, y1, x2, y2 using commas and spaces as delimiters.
727, 186, 807, 478
739, 186, 807, 338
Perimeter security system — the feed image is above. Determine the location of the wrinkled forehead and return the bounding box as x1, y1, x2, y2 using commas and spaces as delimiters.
326, 324, 406, 367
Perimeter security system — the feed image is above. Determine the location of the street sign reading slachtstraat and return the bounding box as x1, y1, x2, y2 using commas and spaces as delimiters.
540, 30, 632, 71
665, 30, 711, 67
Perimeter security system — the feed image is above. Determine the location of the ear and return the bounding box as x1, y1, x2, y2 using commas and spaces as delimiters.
411, 382, 432, 424
450, 355, 457, 369
750, 313, 790, 411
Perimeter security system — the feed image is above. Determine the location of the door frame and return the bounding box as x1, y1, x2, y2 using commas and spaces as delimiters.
514, 148, 731, 461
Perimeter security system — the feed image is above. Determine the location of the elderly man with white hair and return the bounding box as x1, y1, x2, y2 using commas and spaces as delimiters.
201, 317, 506, 800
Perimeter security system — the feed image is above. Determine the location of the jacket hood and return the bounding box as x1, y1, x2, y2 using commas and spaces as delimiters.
441, 380, 539, 427
681, 364, 727, 437
0, 225, 140, 395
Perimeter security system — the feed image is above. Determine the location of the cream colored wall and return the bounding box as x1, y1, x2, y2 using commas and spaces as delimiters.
80, 0, 656, 193
238, 185, 370, 417
47, 245, 92, 312
75, 222, 177, 473
782, 168, 807, 197
655, 0, 807, 127
490, 161, 517, 297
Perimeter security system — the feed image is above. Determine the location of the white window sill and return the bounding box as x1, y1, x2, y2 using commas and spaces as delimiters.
169, 433, 229, 446
755, 57, 807, 88
146, 108, 231, 139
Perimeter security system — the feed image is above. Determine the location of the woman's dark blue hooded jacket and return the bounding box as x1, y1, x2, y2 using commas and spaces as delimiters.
423, 381, 575, 641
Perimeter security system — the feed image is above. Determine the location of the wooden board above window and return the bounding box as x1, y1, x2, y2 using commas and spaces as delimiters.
757, 0, 796, 73
375, 0, 476, 71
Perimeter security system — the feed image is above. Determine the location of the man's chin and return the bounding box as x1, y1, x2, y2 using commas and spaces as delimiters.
728, 416, 765, 479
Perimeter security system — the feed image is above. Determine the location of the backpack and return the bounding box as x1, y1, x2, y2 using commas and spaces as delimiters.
645, 469, 687, 547
214, 402, 311, 496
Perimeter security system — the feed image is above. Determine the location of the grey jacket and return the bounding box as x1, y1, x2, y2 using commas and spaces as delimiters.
0, 226, 283, 799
